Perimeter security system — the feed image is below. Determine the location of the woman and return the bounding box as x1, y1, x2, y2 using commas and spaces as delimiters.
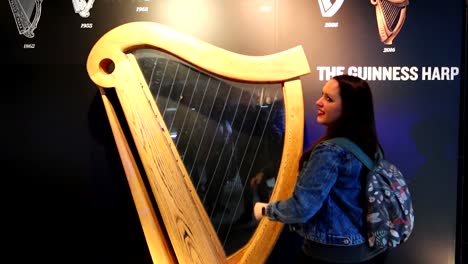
254, 75, 387, 263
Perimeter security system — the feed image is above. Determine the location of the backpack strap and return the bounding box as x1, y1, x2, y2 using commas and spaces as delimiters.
325, 137, 374, 170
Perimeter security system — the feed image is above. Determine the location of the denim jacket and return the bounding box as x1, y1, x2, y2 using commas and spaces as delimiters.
265, 141, 366, 246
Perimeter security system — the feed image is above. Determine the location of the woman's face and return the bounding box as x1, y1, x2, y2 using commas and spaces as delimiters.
315, 79, 343, 127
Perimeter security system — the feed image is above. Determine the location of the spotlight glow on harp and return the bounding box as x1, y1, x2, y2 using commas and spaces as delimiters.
371, 0, 409, 45
8, 0, 43, 38
87, 22, 310, 264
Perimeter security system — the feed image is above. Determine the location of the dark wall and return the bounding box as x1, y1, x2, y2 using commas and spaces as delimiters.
2, 64, 152, 263
1, 1, 465, 263
460, 2, 468, 262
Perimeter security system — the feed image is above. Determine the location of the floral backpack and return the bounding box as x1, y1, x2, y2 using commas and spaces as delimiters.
327, 137, 415, 249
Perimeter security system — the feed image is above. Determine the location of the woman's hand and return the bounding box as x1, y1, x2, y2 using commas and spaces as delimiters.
254, 202, 268, 221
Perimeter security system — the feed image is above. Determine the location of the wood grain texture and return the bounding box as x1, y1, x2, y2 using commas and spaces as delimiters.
87, 22, 310, 264
100, 88, 178, 264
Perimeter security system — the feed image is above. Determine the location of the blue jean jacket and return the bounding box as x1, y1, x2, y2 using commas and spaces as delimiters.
266, 141, 366, 246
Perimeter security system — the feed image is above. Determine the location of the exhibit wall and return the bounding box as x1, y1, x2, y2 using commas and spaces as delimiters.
1, 1, 465, 263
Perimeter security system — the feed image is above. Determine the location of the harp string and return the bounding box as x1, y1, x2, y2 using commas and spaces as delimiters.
153, 59, 170, 113
181, 77, 213, 165
203, 88, 256, 207
161, 63, 181, 120
188, 80, 222, 178
207, 88, 261, 221
192, 82, 231, 191
147, 57, 159, 92
200, 88, 246, 205
136, 49, 284, 253
382, 0, 400, 30
174, 71, 201, 149
220, 88, 282, 246
167, 67, 191, 136
215, 88, 267, 227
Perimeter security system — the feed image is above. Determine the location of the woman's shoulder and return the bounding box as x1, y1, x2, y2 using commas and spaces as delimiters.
314, 140, 345, 152
313, 140, 357, 161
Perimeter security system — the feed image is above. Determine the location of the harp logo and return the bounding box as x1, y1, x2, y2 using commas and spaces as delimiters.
371, 0, 410, 45
9, 0, 43, 38
318, 0, 344, 17
72, 0, 95, 18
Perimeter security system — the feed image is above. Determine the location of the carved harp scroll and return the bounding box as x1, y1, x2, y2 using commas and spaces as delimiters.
87, 22, 310, 264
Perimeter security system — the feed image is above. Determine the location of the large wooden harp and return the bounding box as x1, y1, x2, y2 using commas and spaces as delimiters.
87, 22, 310, 264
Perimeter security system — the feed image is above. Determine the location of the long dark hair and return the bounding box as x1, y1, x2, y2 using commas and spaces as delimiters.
300, 75, 381, 167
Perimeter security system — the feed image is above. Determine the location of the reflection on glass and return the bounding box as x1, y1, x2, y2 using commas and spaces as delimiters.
134, 49, 285, 254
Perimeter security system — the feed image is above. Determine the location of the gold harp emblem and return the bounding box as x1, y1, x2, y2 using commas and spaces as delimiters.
8, 0, 43, 38
370, 0, 410, 45
87, 22, 310, 263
